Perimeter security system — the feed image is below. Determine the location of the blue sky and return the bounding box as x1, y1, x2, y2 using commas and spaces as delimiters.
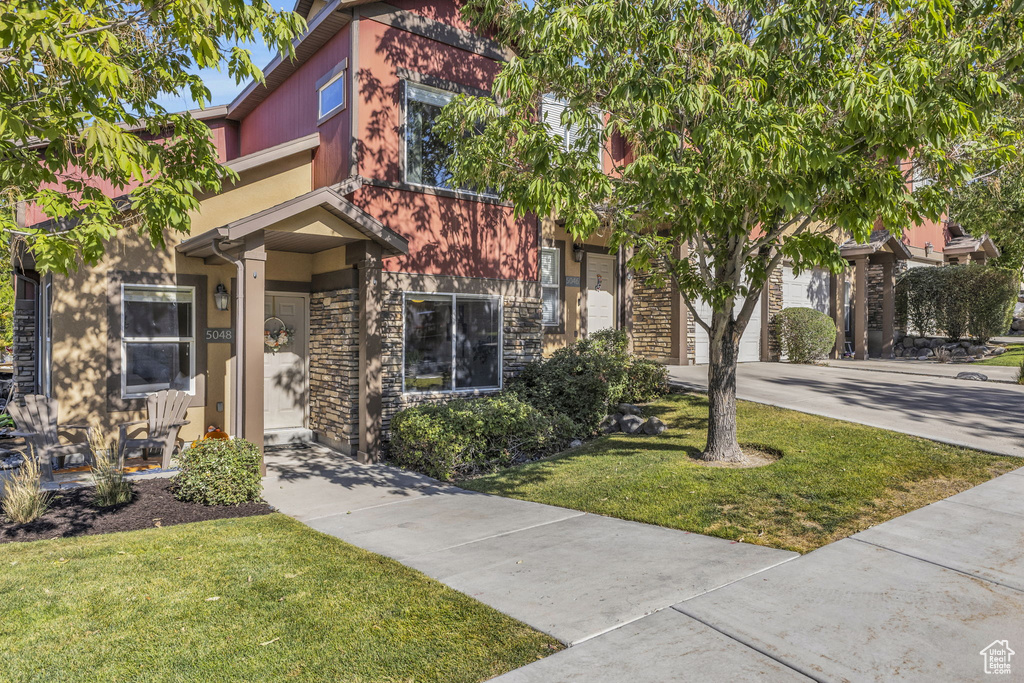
154, 41, 280, 112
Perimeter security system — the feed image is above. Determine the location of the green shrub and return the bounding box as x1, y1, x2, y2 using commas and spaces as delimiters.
2, 453, 52, 524
622, 358, 669, 403
969, 266, 1019, 343
508, 330, 631, 437
173, 438, 262, 506
776, 307, 836, 364
389, 394, 570, 481
1017, 356, 1024, 386
896, 264, 1018, 342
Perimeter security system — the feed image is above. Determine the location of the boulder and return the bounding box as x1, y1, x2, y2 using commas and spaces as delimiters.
951, 346, 968, 357
893, 347, 904, 358
914, 337, 930, 348
991, 346, 1008, 356
642, 416, 667, 435
929, 338, 946, 349
968, 345, 990, 357
617, 403, 643, 416
956, 371, 989, 381
902, 337, 916, 349
602, 414, 623, 434
569, 439, 583, 448
620, 415, 645, 434
1012, 319, 1023, 331
917, 348, 934, 359
960, 341, 973, 349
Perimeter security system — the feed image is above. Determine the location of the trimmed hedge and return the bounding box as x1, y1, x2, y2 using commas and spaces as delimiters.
389, 394, 570, 481
776, 307, 836, 363
173, 438, 262, 506
896, 264, 1018, 342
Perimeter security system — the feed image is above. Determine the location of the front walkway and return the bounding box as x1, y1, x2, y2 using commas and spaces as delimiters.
670, 362, 1024, 457
261, 444, 796, 646
265, 445, 1024, 681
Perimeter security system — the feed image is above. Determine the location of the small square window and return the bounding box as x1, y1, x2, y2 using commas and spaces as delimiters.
318, 72, 346, 119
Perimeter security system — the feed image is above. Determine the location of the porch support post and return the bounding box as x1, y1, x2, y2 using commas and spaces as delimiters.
621, 246, 634, 354
854, 255, 868, 360
240, 233, 267, 470
829, 269, 846, 360
353, 243, 383, 463
881, 256, 896, 359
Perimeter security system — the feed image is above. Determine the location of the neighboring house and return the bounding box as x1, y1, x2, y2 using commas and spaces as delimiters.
10, 0, 999, 465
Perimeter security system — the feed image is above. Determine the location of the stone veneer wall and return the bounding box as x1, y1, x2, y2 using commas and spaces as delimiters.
632, 275, 674, 361
765, 265, 784, 361
13, 299, 37, 394
379, 285, 544, 436
308, 288, 360, 453
867, 264, 884, 331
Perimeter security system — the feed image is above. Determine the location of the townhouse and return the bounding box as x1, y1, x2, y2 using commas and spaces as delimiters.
11, 0, 996, 464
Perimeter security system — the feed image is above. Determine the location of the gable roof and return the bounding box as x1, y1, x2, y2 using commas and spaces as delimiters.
176, 177, 409, 259
839, 229, 913, 260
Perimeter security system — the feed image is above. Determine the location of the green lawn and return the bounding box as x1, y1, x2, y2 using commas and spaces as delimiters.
461, 393, 1020, 553
975, 343, 1024, 367
0, 514, 558, 682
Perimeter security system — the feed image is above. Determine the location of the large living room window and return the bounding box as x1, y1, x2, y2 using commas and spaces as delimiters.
121, 285, 195, 398
403, 293, 502, 392
540, 246, 561, 327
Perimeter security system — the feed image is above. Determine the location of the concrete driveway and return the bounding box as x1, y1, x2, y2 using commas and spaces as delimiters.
669, 362, 1024, 457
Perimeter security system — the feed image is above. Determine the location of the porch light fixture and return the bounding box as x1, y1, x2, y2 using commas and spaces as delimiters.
572, 244, 585, 263
924, 242, 934, 257
214, 283, 230, 311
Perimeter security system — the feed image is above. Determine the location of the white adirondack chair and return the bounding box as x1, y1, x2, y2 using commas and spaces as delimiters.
8, 394, 93, 482
117, 389, 192, 469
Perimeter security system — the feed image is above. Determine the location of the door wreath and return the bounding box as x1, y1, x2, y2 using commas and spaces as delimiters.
264, 316, 295, 353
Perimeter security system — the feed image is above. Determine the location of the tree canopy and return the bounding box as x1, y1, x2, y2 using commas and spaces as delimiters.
438, 0, 1024, 460
949, 159, 1024, 274
0, 0, 305, 273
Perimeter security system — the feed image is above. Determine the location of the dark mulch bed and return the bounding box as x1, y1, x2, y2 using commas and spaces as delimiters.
0, 478, 272, 544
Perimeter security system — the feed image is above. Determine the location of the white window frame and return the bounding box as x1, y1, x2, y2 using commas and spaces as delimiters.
401, 291, 504, 394
540, 94, 603, 169
121, 284, 196, 399
540, 246, 561, 327
317, 70, 346, 120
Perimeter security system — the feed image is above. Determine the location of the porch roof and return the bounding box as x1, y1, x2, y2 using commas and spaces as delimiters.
839, 229, 912, 260
943, 234, 1000, 259
176, 179, 409, 260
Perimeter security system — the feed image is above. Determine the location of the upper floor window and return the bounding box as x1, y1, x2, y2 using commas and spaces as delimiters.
405, 81, 457, 189
121, 285, 195, 398
540, 246, 561, 327
318, 70, 346, 120
541, 94, 602, 169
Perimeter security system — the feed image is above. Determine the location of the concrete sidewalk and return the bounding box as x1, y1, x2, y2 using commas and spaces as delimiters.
262, 444, 796, 646
670, 362, 1024, 457
499, 469, 1024, 682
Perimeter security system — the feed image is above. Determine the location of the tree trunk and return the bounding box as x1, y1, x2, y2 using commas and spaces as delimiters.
702, 311, 744, 462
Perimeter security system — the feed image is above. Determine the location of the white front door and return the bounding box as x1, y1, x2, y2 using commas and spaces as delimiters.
586, 253, 617, 334
693, 296, 762, 364
264, 293, 308, 431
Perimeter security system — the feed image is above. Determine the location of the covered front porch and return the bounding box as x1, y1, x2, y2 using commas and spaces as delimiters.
176, 179, 408, 467
831, 230, 912, 360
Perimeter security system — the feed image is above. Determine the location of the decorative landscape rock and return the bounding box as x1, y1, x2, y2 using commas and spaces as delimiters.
956, 372, 989, 381
991, 346, 1007, 356
917, 348, 934, 359
600, 415, 620, 434
642, 417, 667, 435
619, 415, 646, 434
617, 403, 643, 416
0, 451, 25, 470
569, 439, 583, 448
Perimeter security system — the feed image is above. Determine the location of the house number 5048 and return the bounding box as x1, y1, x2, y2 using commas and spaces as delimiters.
205, 328, 234, 343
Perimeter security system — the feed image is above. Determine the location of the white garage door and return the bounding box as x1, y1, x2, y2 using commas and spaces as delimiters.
782, 265, 831, 313
693, 296, 761, 364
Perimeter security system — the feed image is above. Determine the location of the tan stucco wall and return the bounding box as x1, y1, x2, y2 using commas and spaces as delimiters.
540, 218, 617, 355
47, 152, 317, 444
